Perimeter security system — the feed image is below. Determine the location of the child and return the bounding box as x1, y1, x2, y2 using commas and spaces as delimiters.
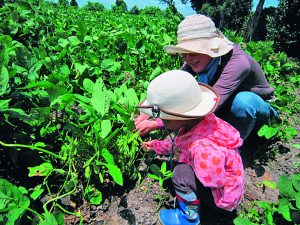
137, 70, 244, 225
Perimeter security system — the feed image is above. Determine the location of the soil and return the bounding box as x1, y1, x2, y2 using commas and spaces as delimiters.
1, 123, 299, 225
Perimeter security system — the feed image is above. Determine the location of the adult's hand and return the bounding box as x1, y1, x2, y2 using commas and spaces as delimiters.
135, 120, 160, 136
134, 113, 150, 127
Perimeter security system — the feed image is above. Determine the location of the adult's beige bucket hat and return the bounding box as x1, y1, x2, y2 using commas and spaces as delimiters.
137, 70, 220, 120
164, 14, 233, 57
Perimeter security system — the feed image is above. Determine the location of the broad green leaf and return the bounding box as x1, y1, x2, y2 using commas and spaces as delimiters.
278, 198, 292, 221
102, 148, 115, 165
21, 80, 55, 89
101, 59, 121, 72
16, 0, 35, 12
30, 185, 44, 200
126, 88, 139, 107
257, 125, 278, 139
285, 127, 298, 139
233, 216, 256, 225
51, 211, 65, 225
83, 78, 94, 94
0, 99, 10, 110
49, 93, 75, 109
83, 35, 93, 44
68, 36, 82, 46
292, 144, 300, 149
74, 94, 90, 104
84, 185, 102, 205
149, 66, 162, 80
17, 186, 28, 195
0, 35, 12, 47
102, 163, 123, 186
162, 34, 173, 45
63, 122, 85, 138
0, 42, 9, 68
77, 20, 88, 41
28, 162, 54, 177
0, 178, 30, 224
74, 63, 87, 76
39, 212, 59, 225
278, 175, 295, 198
33, 142, 46, 148
147, 173, 160, 181
1, 108, 31, 122
149, 164, 161, 177
256, 201, 272, 210
0, 66, 9, 96
58, 38, 69, 48
267, 211, 274, 225
60, 64, 70, 78
100, 119, 111, 139
33, 47, 47, 60
292, 174, 300, 191
295, 192, 300, 209
85, 166, 91, 179
160, 161, 167, 173
91, 79, 110, 117
261, 180, 277, 189
112, 103, 130, 115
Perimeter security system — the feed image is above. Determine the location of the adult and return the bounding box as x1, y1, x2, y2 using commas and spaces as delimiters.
135, 14, 277, 141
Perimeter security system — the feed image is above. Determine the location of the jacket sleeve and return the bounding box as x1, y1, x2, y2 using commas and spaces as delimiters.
212, 48, 251, 109
147, 139, 172, 155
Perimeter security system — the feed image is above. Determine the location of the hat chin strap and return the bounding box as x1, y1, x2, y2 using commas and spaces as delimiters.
161, 120, 179, 171
151, 105, 178, 170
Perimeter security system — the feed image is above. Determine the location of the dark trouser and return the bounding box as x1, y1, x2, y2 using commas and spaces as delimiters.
172, 163, 236, 216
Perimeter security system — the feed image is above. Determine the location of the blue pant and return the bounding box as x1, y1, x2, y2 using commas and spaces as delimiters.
217, 91, 278, 140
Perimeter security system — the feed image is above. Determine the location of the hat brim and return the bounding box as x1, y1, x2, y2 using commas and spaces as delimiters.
137, 83, 220, 120
164, 37, 233, 57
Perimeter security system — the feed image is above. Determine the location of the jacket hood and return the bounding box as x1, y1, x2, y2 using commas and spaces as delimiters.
178, 114, 242, 149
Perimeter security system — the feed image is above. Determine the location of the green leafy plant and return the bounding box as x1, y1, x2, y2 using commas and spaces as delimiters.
234, 173, 300, 225
148, 161, 173, 209
0, 178, 67, 225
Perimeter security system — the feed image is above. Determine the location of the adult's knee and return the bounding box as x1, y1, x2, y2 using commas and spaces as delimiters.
231, 92, 257, 118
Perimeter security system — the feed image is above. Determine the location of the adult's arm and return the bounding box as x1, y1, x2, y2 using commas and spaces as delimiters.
212, 48, 251, 109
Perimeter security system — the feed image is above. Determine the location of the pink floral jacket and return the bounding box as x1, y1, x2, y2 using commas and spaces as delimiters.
147, 113, 244, 211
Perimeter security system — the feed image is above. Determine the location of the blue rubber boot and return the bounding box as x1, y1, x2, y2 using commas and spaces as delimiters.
159, 196, 200, 225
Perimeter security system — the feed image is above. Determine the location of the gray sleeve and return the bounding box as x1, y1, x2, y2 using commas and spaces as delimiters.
213, 52, 251, 109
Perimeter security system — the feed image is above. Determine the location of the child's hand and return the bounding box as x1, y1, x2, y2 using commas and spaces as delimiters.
142, 141, 154, 151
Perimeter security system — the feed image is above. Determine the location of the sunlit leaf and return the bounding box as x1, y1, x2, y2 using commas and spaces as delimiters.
0, 178, 30, 224
28, 162, 54, 177
100, 119, 112, 139
0, 66, 9, 96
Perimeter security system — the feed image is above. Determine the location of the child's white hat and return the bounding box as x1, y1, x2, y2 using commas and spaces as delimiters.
137, 70, 219, 120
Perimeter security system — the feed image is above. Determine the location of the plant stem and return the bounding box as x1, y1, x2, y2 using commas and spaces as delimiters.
0, 141, 66, 161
